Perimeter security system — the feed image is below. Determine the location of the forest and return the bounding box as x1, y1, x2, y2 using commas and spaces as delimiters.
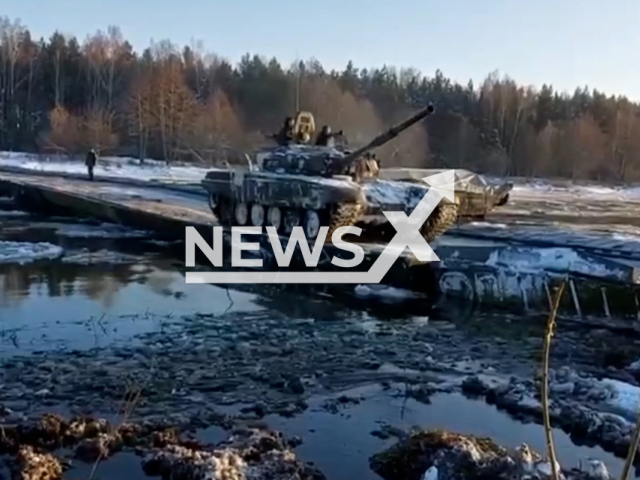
0, 17, 639, 182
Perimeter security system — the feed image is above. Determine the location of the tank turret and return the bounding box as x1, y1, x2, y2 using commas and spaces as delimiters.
260, 104, 436, 180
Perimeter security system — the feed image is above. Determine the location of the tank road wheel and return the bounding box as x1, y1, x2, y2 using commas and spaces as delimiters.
326, 203, 363, 242
266, 206, 282, 231
302, 210, 321, 240
250, 204, 265, 226
234, 202, 249, 226
282, 209, 300, 234
420, 202, 459, 243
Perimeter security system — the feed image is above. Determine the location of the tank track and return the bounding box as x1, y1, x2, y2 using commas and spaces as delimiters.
212, 196, 457, 244
326, 202, 363, 243
420, 201, 460, 242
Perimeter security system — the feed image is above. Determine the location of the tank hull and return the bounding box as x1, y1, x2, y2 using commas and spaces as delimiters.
201, 168, 459, 244
202, 168, 364, 210
357, 179, 459, 242
378, 168, 512, 219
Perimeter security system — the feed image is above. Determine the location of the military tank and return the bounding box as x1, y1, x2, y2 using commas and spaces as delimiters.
201, 105, 460, 244
378, 168, 513, 220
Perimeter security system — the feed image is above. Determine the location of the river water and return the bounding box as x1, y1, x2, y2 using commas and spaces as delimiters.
0, 211, 637, 479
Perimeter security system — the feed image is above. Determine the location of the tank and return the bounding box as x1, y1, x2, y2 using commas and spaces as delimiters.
201, 105, 460, 244
378, 168, 513, 219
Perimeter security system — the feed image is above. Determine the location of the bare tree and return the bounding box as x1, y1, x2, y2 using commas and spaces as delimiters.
533, 123, 561, 177
190, 88, 243, 163
81, 106, 118, 153
149, 59, 197, 161
41, 104, 80, 154
299, 75, 382, 144
562, 114, 608, 180
127, 70, 154, 160
0, 17, 27, 147
83, 26, 126, 112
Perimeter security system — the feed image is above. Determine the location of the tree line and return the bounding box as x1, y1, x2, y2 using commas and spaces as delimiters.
1, 17, 639, 182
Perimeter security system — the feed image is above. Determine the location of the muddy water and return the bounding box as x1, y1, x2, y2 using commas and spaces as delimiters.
0, 259, 263, 354
60, 388, 629, 480
0, 215, 263, 355
262, 387, 626, 480
0, 213, 637, 479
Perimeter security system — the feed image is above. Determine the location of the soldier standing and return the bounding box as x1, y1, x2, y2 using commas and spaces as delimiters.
85, 148, 97, 181
315, 125, 342, 148
268, 117, 296, 146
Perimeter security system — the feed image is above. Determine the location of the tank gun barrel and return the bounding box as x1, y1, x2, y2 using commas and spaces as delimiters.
340, 104, 435, 165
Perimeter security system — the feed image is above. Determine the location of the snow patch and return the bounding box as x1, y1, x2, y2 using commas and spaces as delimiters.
512, 178, 640, 201
7, 152, 640, 205
0, 152, 208, 184
60, 249, 145, 265
611, 232, 640, 244
0, 210, 29, 218
363, 180, 426, 208
53, 223, 150, 239
594, 378, 640, 420
354, 284, 425, 303
485, 247, 625, 280
0, 241, 63, 264
467, 221, 508, 229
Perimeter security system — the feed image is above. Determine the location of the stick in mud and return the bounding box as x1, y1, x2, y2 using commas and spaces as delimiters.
87, 382, 142, 480
541, 281, 566, 480
541, 281, 640, 480
620, 343, 640, 479
620, 414, 640, 480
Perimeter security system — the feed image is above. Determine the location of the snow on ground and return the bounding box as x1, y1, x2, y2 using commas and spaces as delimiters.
51, 222, 151, 239
353, 284, 427, 302
0, 210, 29, 218
484, 247, 627, 280
610, 232, 640, 244
5, 151, 640, 203
60, 249, 149, 265
0, 241, 63, 264
0, 152, 209, 184
595, 378, 640, 421
466, 221, 508, 229
510, 177, 640, 202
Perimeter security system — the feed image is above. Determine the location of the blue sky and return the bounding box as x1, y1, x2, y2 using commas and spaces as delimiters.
2, 0, 639, 100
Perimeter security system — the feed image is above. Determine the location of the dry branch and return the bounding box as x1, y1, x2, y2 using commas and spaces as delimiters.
541, 281, 566, 480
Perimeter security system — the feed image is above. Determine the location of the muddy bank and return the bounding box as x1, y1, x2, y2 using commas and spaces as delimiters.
371, 429, 612, 480
3, 302, 640, 469
458, 367, 640, 462
0, 413, 321, 480
0, 387, 631, 480
0, 307, 609, 422
257, 385, 627, 480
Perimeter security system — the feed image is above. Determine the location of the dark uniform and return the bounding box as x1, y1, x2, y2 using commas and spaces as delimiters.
269, 117, 296, 146
85, 149, 97, 181
315, 125, 342, 148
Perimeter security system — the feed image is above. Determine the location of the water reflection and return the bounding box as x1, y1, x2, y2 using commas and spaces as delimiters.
0, 260, 147, 309
0, 248, 263, 355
